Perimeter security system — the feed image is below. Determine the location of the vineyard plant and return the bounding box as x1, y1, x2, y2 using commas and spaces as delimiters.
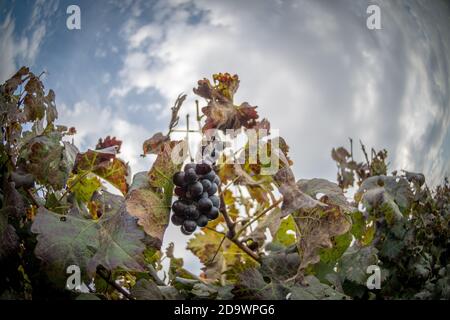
0, 67, 449, 300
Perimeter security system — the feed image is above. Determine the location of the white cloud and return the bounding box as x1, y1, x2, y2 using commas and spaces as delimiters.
58, 100, 154, 175
0, 14, 17, 82
111, 0, 450, 186
0, 0, 58, 82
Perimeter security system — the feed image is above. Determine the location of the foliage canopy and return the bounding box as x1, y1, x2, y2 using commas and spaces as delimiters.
0, 68, 448, 300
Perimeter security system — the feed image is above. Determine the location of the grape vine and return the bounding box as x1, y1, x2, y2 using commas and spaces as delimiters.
0, 68, 448, 300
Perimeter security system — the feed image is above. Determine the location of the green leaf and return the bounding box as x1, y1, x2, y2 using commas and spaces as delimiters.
289, 275, 348, 300
130, 279, 163, 300
356, 175, 413, 216
68, 174, 102, 203
237, 268, 287, 299
273, 215, 296, 247
31, 192, 145, 282
31, 206, 99, 283
351, 211, 375, 245
319, 231, 352, 264
338, 245, 378, 285
74, 140, 129, 195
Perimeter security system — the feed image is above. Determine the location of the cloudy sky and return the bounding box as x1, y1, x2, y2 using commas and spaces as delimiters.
1, 0, 449, 272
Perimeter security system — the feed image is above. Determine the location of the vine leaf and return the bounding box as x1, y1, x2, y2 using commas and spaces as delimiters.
187, 228, 257, 280
74, 136, 129, 195
237, 250, 348, 300
18, 132, 78, 190
0, 207, 19, 258
31, 192, 145, 282
274, 166, 322, 217
356, 175, 413, 223
126, 140, 187, 249
292, 178, 353, 274
2, 66, 29, 94
297, 178, 355, 212
142, 132, 170, 155
337, 245, 379, 285
68, 174, 102, 203
193, 73, 261, 133
130, 279, 163, 300
247, 207, 282, 247
273, 215, 297, 247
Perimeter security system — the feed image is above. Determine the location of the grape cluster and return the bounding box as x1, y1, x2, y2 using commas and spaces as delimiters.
171, 162, 221, 235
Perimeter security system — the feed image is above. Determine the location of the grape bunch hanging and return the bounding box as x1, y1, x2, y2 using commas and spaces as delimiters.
171, 162, 221, 235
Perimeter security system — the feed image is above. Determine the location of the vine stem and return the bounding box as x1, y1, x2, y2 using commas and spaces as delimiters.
233, 197, 283, 240
96, 268, 135, 300
220, 176, 240, 195
147, 264, 166, 286
218, 184, 261, 263
25, 188, 40, 207
186, 114, 194, 162
208, 234, 226, 264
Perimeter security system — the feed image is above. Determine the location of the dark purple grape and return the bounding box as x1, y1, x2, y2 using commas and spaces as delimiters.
172, 200, 186, 215
206, 206, 219, 220
184, 168, 198, 184
171, 214, 184, 226
172, 163, 220, 233
183, 220, 197, 233
173, 171, 186, 187
196, 215, 209, 227
185, 205, 200, 220
207, 183, 218, 196
196, 163, 212, 175
201, 192, 209, 199
203, 171, 216, 182
184, 163, 196, 172
201, 179, 212, 191
174, 186, 186, 198
198, 198, 213, 213
188, 181, 203, 197
181, 225, 193, 235
209, 195, 220, 208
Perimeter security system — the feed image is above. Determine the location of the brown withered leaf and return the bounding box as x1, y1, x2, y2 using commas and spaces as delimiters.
293, 179, 353, 275
142, 132, 170, 155
254, 118, 271, 133
201, 101, 259, 133
2, 66, 30, 95
194, 74, 262, 133
294, 206, 351, 274
18, 132, 78, 190
96, 136, 122, 152
273, 166, 322, 218
126, 141, 187, 249
169, 93, 186, 131
74, 137, 129, 194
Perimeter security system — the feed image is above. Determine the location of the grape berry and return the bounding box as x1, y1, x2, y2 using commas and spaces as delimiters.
171, 162, 221, 235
